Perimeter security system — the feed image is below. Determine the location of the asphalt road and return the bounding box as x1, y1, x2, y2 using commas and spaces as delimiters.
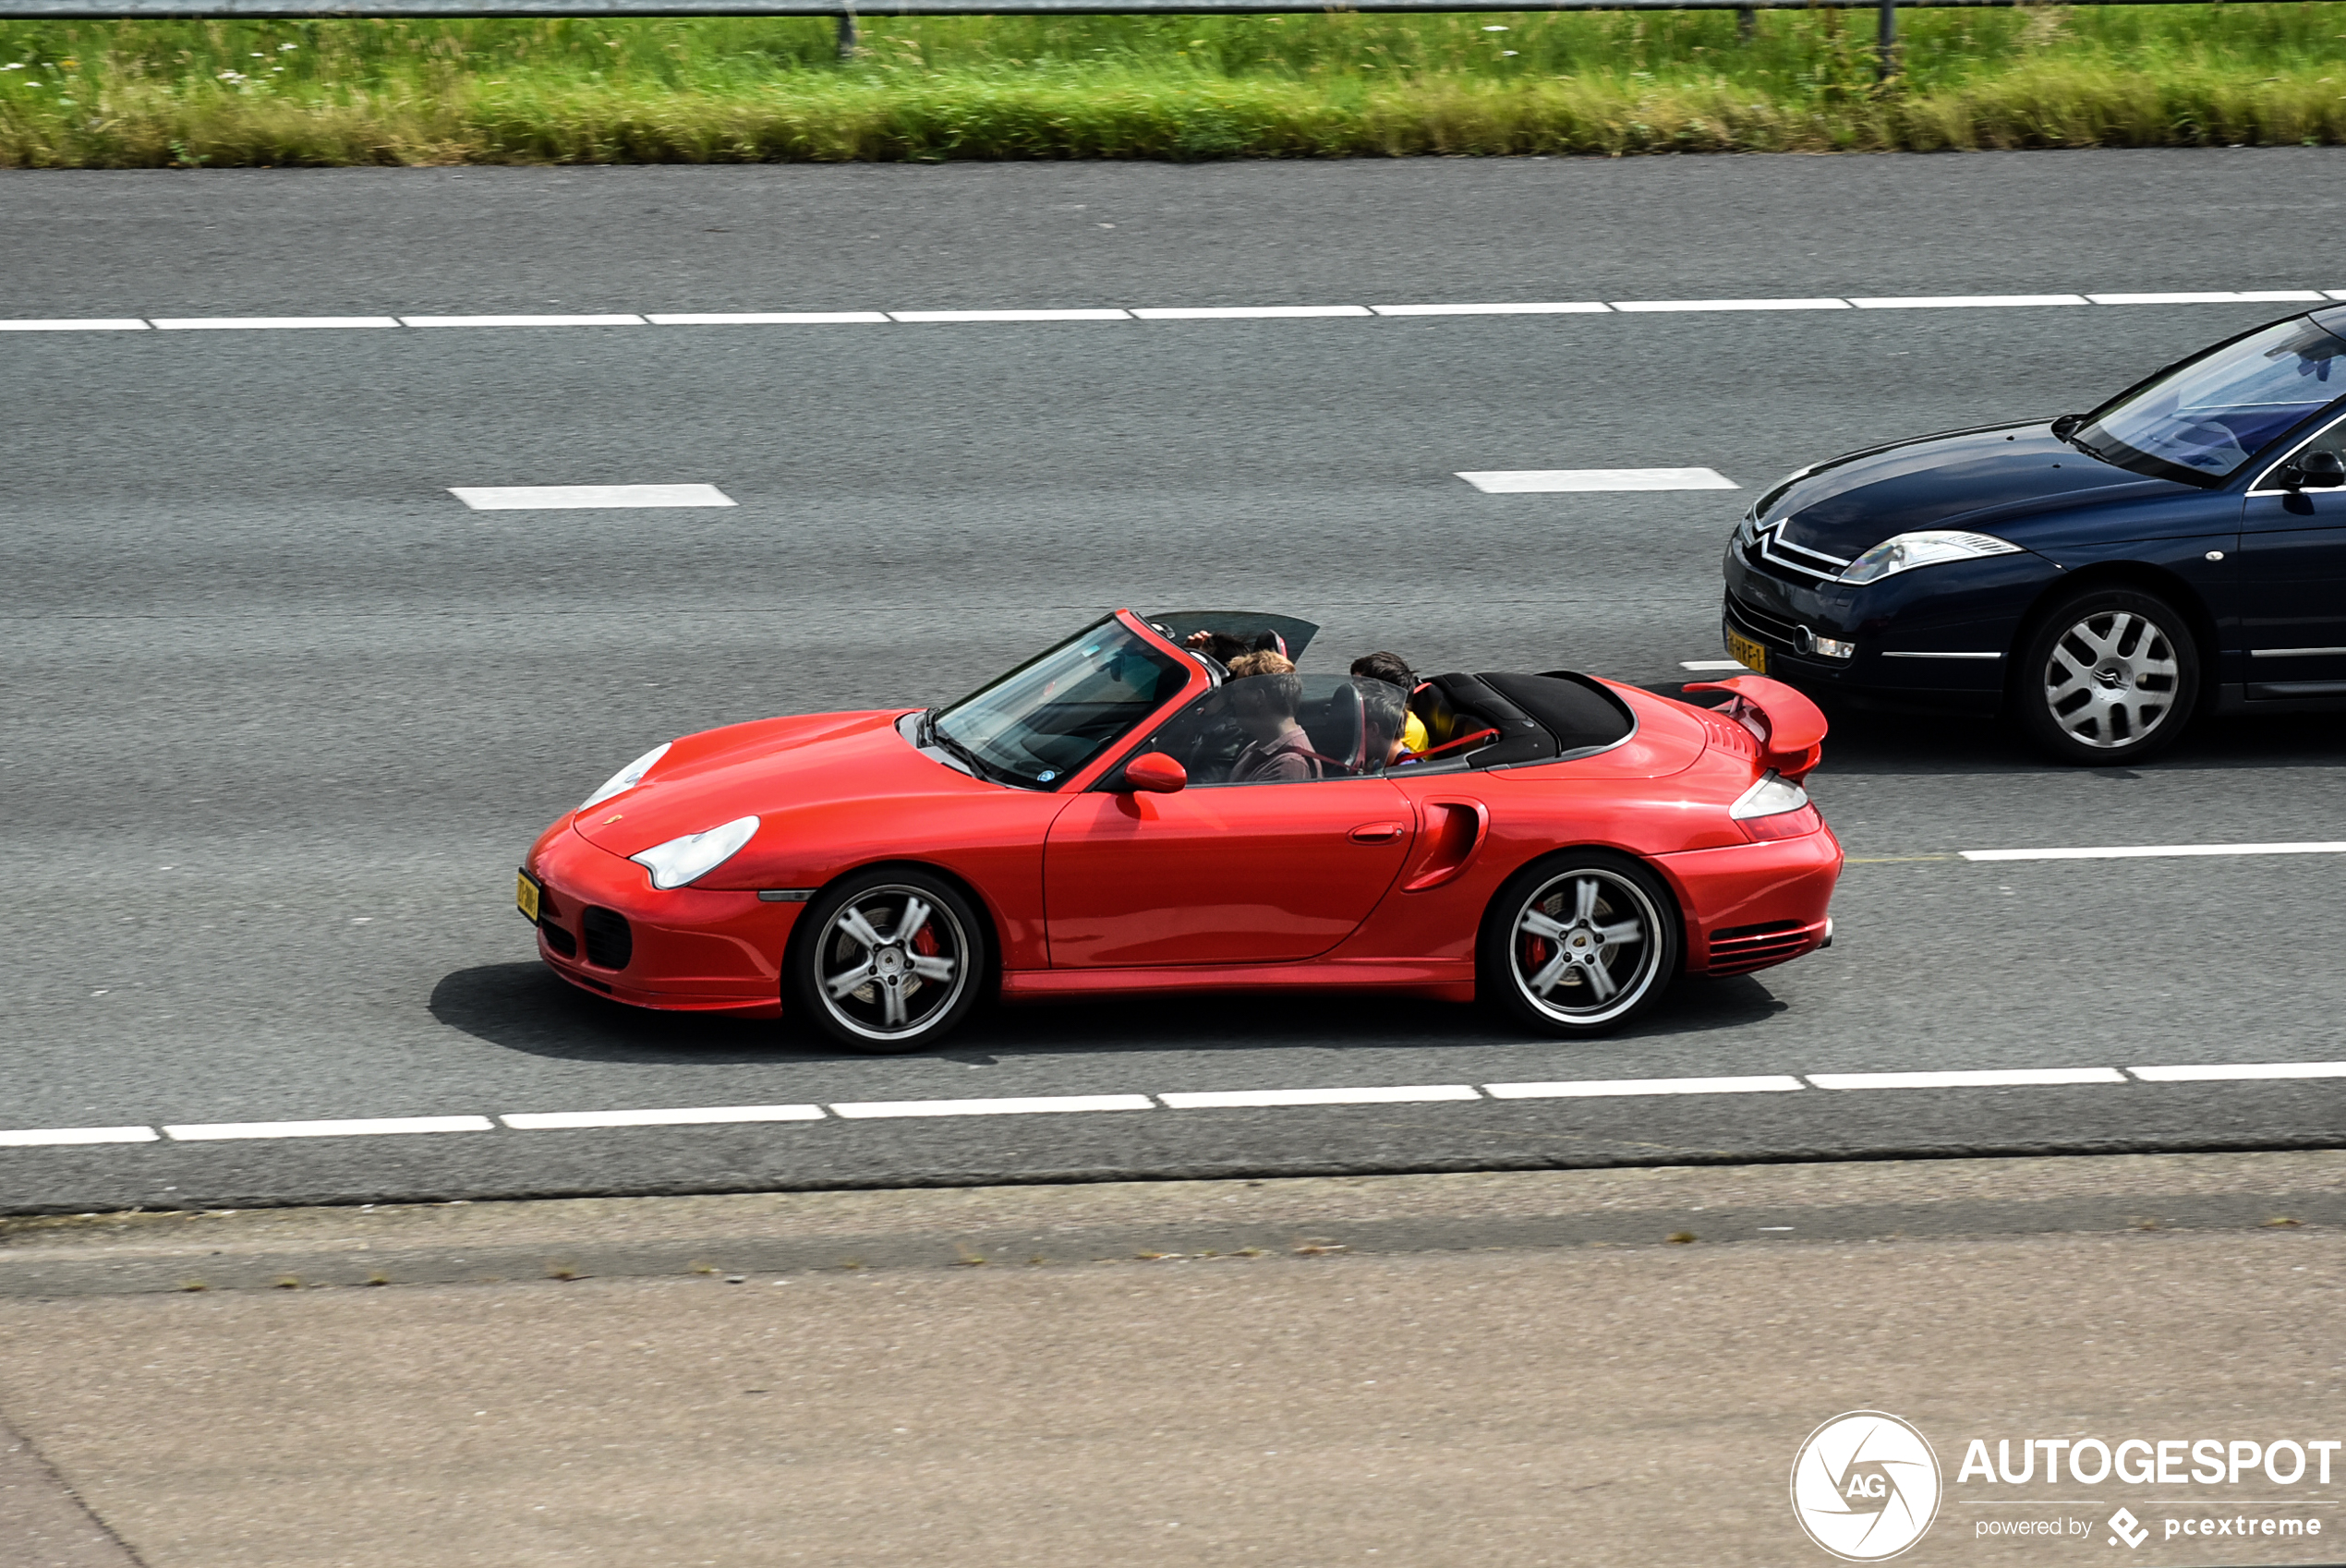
6, 150, 2346, 1212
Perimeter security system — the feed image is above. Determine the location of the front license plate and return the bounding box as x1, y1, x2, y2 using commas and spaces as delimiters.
1725, 630, 1769, 674
515, 869, 542, 923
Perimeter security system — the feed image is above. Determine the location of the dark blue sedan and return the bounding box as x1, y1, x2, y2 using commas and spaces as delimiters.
1723, 306, 2346, 763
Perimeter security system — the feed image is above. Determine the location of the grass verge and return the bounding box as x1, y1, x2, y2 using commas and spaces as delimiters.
5, 8, 2346, 165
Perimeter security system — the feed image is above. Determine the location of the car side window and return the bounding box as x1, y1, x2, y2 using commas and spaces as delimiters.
1127, 676, 1405, 785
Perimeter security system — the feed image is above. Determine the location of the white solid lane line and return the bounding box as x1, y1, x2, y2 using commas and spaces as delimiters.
502, 1105, 826, 1129
1161, 1085, 1481, 1108
150, 317, 400, 330
829, 1094, 1156, 1119
163, 1116, 496, 1140
1457, 468, 1738, 493
1962, 841, 2346, 862
1681, 659, 1750, 671
0, 1127, 159, 1147
1807, 1068, 2127, 1090
1847, 295, 2088, 309
0, 319, 149, 331
1371, 302, 1611, 316
646, 311, 889, 325
1131, 305, 1373, 320
889, 308, 1131, 322
1485, 1075, 1805, 1098
1613, 298, 1851, 312
399, 313, 647, 327
2131, 1062, 2346, 1082
448, 484, 736, 511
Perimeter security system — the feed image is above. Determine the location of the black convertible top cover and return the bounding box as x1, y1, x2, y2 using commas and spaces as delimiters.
1482, 671, 1638, 754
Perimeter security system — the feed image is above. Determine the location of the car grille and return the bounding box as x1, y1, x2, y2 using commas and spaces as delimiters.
540, 921, 579, 959
582, 907, 635, 971
1707, 920, 1810, 976
1724, 591, 1805, 647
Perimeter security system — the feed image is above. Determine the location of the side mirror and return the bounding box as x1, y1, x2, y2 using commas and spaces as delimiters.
2298, 451, 2346, 489
1121, 752, 1188, 794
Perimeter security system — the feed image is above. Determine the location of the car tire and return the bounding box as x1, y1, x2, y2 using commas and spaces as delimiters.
2013, 586, 2200, 766
786, 868, 988, 1054
1479, 850, 1681, 1038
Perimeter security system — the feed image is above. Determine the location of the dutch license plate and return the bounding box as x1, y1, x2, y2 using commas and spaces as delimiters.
515, 869, 542, 923
1726, 630, 1769, 674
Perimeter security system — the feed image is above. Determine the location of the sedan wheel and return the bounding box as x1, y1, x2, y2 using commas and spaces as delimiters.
1481, 851, 1680, 1036
2016, 587, 2199, 765
788, 870, 986, 1053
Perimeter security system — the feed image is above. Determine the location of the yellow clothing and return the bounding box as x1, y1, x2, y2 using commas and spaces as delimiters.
1404, 712, 1430, 753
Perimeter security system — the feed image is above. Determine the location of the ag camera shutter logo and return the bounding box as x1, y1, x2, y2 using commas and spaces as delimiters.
1791, 1411, 1943, 1561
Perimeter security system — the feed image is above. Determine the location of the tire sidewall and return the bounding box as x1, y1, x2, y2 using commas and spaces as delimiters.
2014, 586, 2201, 765
786, 866, 989, 1054
1478, 849, 1682, 1037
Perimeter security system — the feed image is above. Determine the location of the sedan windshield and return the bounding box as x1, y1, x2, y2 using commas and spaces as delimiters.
932, 618, 1189, 789
2075, 317, 2346, 484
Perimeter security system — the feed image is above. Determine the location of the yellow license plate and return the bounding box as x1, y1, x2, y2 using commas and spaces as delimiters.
1725, 630, 1769, 674
515, 869, 542, 923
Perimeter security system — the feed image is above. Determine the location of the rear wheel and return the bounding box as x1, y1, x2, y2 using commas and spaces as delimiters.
2014, 586, 2199, 765
1479, 850, 1681, 1037
787, 868, 986, 1054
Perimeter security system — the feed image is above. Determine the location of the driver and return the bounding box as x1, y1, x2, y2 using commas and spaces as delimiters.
1227, 668, 1322, 784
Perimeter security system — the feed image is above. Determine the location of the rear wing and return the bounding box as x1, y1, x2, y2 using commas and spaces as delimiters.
1681, 676, 1828, 782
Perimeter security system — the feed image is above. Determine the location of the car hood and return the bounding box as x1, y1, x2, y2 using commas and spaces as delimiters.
1773, 423, 2191, 560
570, 708, 984, 860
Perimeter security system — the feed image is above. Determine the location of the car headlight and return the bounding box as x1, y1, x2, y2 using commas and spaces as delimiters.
1840, 530, 2022, 585
630, 814, 759, 891
581, 742, 671, 811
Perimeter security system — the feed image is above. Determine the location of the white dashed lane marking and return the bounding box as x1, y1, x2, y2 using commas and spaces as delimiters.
1962, 841, 2346, 862
447, 484, 736, 511
11, 1062, 2338, 1151
162, 1116, 497, 1141
1457, 467, 1739, 493
11, 286, 2339, 334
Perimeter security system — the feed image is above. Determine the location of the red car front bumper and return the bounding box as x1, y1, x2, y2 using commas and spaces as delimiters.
526, 825, 796, 1017
1656, 826, 1844, 977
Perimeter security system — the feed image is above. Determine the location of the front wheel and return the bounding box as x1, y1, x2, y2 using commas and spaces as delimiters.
1479, 850, 1681, 1037
786, 868, 986, 1054
2013, 586, 2200, 766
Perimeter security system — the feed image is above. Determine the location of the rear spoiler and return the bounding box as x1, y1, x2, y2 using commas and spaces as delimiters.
1681, 676, 1828, 782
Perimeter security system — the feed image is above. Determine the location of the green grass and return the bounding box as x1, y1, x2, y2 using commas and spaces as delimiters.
6, 6, 2346, 165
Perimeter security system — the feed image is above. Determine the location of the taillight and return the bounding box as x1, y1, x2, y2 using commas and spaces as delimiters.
1729, 771, 1820, 842
1741, 803, 1822, 842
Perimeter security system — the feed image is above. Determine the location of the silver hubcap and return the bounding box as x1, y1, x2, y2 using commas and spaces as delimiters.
1510, 870, 1661, 1024
816, 886, 966, 1041
2042, 610, 2181, 750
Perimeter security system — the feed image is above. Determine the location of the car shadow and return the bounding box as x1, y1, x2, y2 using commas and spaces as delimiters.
432, 962, 1789, 1065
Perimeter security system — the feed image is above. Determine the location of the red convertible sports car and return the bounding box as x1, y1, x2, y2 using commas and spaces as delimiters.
518, 611, 1842, 1052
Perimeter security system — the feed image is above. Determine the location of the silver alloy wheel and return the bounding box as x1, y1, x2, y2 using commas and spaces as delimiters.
815, 884, 969, 1043
1507, 869, 1663, 1026
2040, 609, 2183, 750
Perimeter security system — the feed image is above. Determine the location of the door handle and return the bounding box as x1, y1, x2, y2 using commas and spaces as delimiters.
1349, 822, 1405, 843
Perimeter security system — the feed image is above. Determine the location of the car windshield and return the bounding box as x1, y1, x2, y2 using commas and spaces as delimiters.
932, 618, 1189, 789
2075, 317, 2346, 484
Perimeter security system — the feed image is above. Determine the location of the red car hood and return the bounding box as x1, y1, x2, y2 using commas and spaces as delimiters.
570, 708, 984, 860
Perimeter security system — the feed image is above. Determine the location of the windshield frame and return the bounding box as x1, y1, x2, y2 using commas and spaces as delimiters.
2071, 314, 2346, 488
930, 612, 1197, 791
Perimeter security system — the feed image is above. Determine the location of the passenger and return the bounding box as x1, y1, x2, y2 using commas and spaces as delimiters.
1186, 628, 1289, 665
1357, 679, 1415, 770
1227, 668, 1322, 783
1349, 650, 1431, 754
1225, 648, 1293, 681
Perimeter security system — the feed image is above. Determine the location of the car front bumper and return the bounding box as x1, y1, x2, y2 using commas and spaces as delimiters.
526, 824, 796, 1017
1721, 540, 2060, 716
